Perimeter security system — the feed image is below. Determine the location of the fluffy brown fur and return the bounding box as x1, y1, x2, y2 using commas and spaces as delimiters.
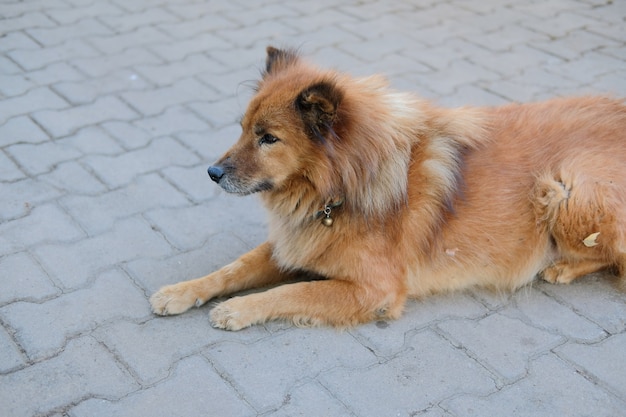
150, 47, 626, 330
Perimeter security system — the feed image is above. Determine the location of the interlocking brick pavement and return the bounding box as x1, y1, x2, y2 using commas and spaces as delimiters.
1, 0, 625, 416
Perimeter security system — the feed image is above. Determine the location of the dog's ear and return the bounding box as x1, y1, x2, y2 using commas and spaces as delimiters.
296, 81, 343, 142
265, 46, 299, 75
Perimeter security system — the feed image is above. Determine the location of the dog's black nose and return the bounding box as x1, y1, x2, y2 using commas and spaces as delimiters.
207, 166, 224, 183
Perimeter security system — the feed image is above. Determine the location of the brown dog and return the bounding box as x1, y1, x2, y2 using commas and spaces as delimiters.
150, 47, 626, 330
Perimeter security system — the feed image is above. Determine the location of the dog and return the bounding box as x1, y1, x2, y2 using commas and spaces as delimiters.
150, 46, 626, 330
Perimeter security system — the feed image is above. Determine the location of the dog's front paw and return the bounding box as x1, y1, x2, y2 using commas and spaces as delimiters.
210, 298, 254, 331
150, 283, 205, 316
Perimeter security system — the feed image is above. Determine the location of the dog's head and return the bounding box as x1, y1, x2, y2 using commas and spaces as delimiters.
207, 47, 343, 197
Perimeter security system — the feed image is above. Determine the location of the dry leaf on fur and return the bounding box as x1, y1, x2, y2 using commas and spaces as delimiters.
582, 232, 600, 247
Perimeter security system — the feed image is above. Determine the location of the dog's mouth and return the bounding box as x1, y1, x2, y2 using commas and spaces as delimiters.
207, 165, 273, 195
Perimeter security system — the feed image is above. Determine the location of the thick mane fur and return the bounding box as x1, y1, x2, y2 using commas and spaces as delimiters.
258, 51, 489, 232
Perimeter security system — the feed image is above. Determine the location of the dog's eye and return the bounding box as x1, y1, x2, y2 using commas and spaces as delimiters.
259, 133, 279, 145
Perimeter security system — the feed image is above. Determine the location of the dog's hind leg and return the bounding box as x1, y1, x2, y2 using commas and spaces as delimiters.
541, 259, 610, 284
150, 242, 295, 316
532, 165, 626, 285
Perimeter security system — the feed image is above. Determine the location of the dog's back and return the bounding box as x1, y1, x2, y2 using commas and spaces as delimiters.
405, 97, 626, 297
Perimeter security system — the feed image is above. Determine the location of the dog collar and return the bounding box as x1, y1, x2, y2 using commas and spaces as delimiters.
315, 198, 344, 227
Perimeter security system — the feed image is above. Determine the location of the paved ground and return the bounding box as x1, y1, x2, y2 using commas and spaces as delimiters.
1, 0, 625, 416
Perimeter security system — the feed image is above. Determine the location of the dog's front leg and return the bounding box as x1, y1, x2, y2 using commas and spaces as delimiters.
210, 279, 406, 331
150, 242, 291, 316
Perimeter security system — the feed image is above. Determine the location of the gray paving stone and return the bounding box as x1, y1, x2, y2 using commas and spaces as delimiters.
0, 203, 84, 255
268, 382, 355, 417
512, 1, 589, 18
71, 47, 164, 78
174, 123, 240, 161
58, 125, 125, 156
465, 43, 562, 78
23, 61, 85, 86
0, 57, 21, 76
405, 22, 478, 49
161, 165, 217, 202
121, 77, 219, 116
576, 0, 626, 23
418, 59, 500, 96
442, 353, 626, 416
282, 0, 345, 15
0, 335, 138, 417
53, 69, 152, 105
0, 151, 24, 181
206, 329, 377, 412
0, 11, 57, 33
589, 70, 626, 96
531, 29, 621, 61
94, 311, 267, 385
45, 1, 124, 24
0, 178, 61, 221
41, 161, 108, 195
99, 6, 180, 32
144, 195, 266, 251
212, 20, 296, 50
8, 39, 100, 71
0, 269, 147, 360
194, 64, 259, 98
0, 252, 59, 305
134, 53, 228, 86
133, 106, 210, 137
33, 217, 172, 288
0, 74, 35, 97
61, 173, 190, 235
202, 49, 259, 77
285, 25, 363, 53
186, 95, 246, 128
157, 13, 237, 39
521, 11, 600, 39
6, 139, 82, 176
350, 292, 488, 358
541, 274, 626, 334
468, 25, 551, 53
32, 95, 139, 137
70, 355, 254, 417
484, 78, 554, 103
283, 7, 359, 32
27, 18, 114, 47
82, 136, 200, 188
0, 325, 25, 373
546, 50, 625, 86
101, 120, 153, 150
148, 33, 226, 62
88, 27, 172, 55
164, 1, 238, 18
0, 0, 66, 18
0, 116, 50, 147
505, 285, 607, 342
437, 312, 562, 383
556, 333, 626, 399
338, 1, 417, 21
321, 329, 496, 417
0, 87, 67, 125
